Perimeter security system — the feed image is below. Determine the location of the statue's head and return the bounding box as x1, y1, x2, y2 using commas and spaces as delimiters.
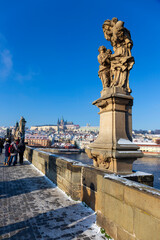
111, 17, 118, 26
103, 19, 111, 27
98, 46, 107, 53
106, 49, 112, 55
115, 21, 124, 29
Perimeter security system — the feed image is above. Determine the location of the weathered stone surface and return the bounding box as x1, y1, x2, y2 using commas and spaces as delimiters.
82, 166, 104, 191
117, 226, 135, 240
81, 186, 97, 211
97, 175, 124, 201
96, 212, 117, 240
86, 88, 143, 172
124, 185, 160, 219
134, 208, 160, 240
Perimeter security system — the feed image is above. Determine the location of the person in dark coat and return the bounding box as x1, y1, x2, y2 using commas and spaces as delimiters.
8, 139, 19, 166
0, 138, 4, 154
4, 138, 10, 165
17, 139, 25, 164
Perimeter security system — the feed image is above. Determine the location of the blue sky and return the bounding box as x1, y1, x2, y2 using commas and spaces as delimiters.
0, 0, 159, 129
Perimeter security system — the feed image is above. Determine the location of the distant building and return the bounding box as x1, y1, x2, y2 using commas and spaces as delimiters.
30, 125, 58, 131
133, 140, 160, 155
79, 126, 99, 133
30, 117, 79, 132
76, 140, 93, 150
57, 117, 80, 131
138, 143, 160, 155
25, 134, 51, 147
155, 139, 160, 144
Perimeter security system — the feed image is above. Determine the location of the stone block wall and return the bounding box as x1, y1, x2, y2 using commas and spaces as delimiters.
25, 147, 160, 240
82, 167, 160, 240
24, 147, 81, 200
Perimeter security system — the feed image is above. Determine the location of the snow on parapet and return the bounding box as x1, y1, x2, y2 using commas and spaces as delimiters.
104, 173, 160, 197
118, 138, 135, 145
118, 150, 142, 154
120, 171, 152, 177
35, 148, 91, 166
73, 162, 90, 167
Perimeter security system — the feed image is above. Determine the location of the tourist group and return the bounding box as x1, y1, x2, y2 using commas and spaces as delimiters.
1, 138, 25, 166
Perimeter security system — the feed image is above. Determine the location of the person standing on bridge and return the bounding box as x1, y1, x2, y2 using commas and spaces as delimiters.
17, 139, 25, 164
4, 138, 10, 165
8, 139, 19, 166
0, 138, 4, 154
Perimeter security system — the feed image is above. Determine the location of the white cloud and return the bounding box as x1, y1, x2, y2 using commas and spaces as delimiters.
15, 71, 38, 82
0, 33, 38, 82
0, 49, 13, 80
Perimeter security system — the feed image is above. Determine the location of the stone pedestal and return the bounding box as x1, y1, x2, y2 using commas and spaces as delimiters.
86, 87, 143, 173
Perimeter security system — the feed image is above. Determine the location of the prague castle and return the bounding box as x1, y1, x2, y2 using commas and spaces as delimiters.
30, 117, 80, 132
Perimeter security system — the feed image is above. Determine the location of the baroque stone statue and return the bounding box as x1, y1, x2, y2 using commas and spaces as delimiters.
19, 116, 26, 140
98, 17, 134, 92
86, 17, 142, 172
14, 117, 26, 140
14, 122, 20, 139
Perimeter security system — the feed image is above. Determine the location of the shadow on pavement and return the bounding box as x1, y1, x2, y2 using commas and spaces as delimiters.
0, 203, 98, 240
0, 175, 55, 199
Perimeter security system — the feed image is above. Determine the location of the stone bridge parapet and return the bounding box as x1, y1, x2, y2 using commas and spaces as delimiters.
24, 146, 160, 240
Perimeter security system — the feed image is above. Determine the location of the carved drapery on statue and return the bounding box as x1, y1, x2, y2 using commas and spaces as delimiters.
98, 17, 134, 93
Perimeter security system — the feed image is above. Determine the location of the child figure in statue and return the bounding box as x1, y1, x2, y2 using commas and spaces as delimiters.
98, 46, 112, 89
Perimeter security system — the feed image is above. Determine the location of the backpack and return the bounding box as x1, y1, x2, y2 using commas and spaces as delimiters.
9, 145, 14, 154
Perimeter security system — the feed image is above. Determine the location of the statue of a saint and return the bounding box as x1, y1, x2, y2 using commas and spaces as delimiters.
99, 17, 134, 92
19, 116, 26, 139
14, 122, 20, 139
14, 117, 26, 140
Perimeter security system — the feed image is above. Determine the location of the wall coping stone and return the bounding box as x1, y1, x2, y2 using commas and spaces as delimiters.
104, 173, 160, 197
30, 147, 91, 168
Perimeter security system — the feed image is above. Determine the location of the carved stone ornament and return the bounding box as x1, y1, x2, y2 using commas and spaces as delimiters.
85, 148, 111, 169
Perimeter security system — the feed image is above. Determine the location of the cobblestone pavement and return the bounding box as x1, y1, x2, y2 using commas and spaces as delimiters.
0, 153, 106, 240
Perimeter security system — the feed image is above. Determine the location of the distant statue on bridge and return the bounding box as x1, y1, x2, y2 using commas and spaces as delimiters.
14, 117, 26, 140
19, 116, 26, 140
14, 122, 20, 139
